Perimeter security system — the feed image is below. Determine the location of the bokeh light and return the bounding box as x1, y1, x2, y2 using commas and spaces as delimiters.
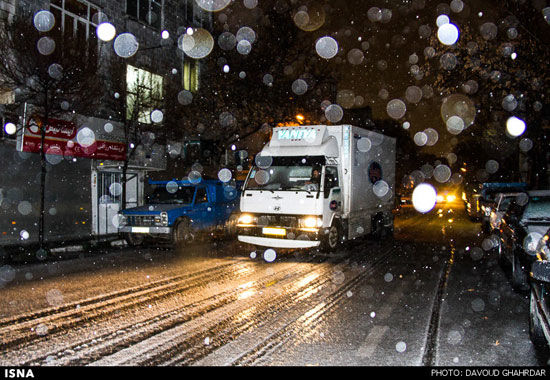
506, 116, 526, 137
437, 23, 459, 45
412, 183, 437, 213
96, 22, 116, 42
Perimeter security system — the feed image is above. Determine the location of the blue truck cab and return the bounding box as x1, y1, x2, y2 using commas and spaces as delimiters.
118, 179, 241, 246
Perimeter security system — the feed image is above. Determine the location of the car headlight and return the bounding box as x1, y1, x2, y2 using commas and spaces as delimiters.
238, 213, 255, 225
300, 216, 322, 228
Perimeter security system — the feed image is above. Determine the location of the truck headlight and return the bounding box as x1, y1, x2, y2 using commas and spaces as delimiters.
300, 216, 322, 228
118, 214, 127, 227
238, 213, 255, 225
154, 212, 168, 226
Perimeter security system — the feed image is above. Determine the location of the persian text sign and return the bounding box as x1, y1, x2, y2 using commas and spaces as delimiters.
26, 117, 77, 139
20, 117, 126, 161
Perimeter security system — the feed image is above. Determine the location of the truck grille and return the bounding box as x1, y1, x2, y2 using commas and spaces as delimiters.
127, 215, 156, 226
257, 214, 299, 228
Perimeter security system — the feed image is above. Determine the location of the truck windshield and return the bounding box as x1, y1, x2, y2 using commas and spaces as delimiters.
244, 156, 325, 192
146, 186, 196, 204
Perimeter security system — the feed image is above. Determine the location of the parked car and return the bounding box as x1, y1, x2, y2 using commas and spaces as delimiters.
480, 182, 528, 232
529, 228, 550, 352
489, 192, 528, 232
498, 190, 550, 291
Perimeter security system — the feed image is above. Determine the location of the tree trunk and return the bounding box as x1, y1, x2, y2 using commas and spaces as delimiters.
122, 159, 128, 210
38, 96, 48, 250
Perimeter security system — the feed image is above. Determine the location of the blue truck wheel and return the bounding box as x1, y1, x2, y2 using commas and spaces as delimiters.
172, 218, 194, 246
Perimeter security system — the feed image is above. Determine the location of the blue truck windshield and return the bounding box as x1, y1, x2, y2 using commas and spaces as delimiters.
146, 186, 195, 204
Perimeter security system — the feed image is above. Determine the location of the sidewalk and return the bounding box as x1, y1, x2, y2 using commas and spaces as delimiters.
0, 236, 126, 265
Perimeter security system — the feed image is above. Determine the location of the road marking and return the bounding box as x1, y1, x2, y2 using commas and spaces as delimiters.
375, 290, 403, 320
356, 325, 389, 358
355, 285, 407, 359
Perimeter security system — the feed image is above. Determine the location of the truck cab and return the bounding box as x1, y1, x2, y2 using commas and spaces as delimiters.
237, 125, 396, 253
238, 155, 341, 250
118, 179, 241, 246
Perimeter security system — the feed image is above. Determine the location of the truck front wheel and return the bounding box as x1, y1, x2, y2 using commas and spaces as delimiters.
321, 223, 340, 253
173, 218, 194, 247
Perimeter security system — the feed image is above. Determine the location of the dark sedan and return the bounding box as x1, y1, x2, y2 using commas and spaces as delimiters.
529, 228, 550, 353
498, 191, 550, 291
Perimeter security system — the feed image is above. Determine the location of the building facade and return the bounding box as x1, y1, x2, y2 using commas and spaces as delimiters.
0, 0, 212, 247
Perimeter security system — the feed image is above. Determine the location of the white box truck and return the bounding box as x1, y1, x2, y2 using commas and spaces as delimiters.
237, 125, 396, 252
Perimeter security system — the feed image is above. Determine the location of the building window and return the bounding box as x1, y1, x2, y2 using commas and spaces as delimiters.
183, 59, 199, 93
126, 0, 162, 29
126, 65, 164, 124
49, 0, 100, 53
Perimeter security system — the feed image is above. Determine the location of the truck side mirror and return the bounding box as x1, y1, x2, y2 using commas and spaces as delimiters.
532, 260, 550, 283
326, 187, 340, 199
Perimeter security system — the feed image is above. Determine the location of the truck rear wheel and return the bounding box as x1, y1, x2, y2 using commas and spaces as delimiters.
225, 212, 239, 238
372, 215, 391, 240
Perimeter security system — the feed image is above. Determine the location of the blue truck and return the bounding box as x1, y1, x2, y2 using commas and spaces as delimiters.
118, 179, 241, 246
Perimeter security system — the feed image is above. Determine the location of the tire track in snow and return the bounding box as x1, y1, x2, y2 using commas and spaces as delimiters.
18, 255, 325, 365
192, 245, 395, 366
0, 259, 253, 363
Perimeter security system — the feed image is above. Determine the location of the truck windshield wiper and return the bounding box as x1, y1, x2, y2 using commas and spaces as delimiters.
244, 188, 275, 193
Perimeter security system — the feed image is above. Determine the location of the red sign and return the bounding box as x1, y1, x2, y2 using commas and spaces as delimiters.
21, 117, 126, 161
26, 117, 77, 140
